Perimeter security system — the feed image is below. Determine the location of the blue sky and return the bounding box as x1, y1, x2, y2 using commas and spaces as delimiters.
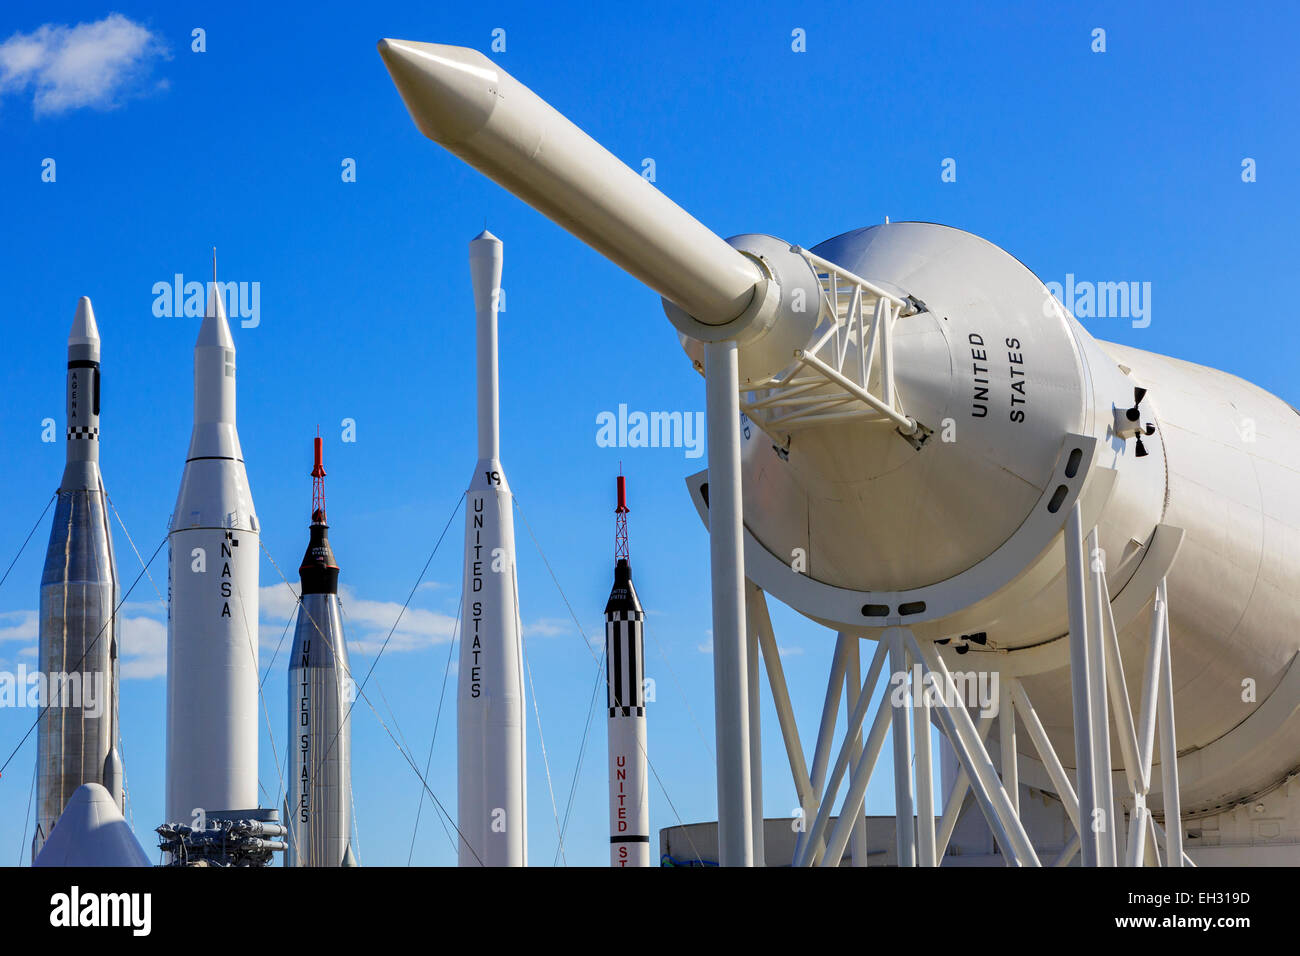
0, 1, 1295, 866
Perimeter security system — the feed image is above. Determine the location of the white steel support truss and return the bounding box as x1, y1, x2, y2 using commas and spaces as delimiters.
742, 502, 1189, 867
739, 250, 924, 438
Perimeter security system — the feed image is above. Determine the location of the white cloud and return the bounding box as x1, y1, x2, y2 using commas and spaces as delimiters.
341, 590, 457, 655
0, 610, 37, 643
778, 645, 804, 657
524, 617, 570, 638
259, 582, 300, 626
0, 14, 168, 117
0, 606, 169, 678
119, 613, 166, 679
257, 582, 458, 656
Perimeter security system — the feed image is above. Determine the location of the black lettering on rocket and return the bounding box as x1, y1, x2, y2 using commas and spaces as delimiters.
470, 498, 485, 699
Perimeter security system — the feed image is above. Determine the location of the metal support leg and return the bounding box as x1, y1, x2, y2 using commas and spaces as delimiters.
795, 638, 889, 867
935, 715, 994, 859
1011, 680, 1080, 828
817, 686, 895, 867
1086, 527, 1116, 865
704, 339, 752, 866
1064, 503, 1099, 866
1050, 832, 1081, 867
999, 680, 1018, 818
1154, 579, 1184, 867
747, 618, 764, 865
889, 629, 915, 867
915, 660, 936, 867
845, 639, 869, 866
909, 633, 1039, 866
1126, 798, 1149, 867
795, 634, 850, 865
748, 584, 815, 864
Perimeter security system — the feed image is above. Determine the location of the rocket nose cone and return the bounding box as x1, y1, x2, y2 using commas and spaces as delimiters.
470, 229, 503, 263
197, 282, 235, 348
377, 39, 501, 146
68, 296, 100, 347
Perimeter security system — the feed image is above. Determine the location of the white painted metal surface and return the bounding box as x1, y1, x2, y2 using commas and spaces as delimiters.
458, 231, 527, 866
378, 40, 760, 327
32, 783, 149, 867
166, 284, 260, 823
704, 339, 753, 866
377, 39, 1300, 861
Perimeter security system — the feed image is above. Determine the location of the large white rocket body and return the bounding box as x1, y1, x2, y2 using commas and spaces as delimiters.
34, 297, 123, 859
458, 231, 527, 866
379, 40, 1300, 841
165, 284, 260, 822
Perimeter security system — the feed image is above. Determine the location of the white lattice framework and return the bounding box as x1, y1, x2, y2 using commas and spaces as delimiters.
739, 248, 922, 437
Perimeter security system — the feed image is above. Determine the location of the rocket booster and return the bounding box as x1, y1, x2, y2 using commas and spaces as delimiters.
165, 282, 261, 823
34, 297, 123, 860
458, 230, 527, 866
605, 475, 650, 867
286, 437, 355, 867
377, 40, 759, 327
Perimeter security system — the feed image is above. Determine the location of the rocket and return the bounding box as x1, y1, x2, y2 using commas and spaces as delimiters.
605, 474, 650, 867
285, 435, 356, 867
458, 230, 527, 866
33, 297, 123, 860
378, 40, 1300, 855
165, 280, 261, 824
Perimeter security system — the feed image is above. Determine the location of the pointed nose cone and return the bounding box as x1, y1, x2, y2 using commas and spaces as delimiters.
377, 39, 500, 146
470, 229, 503, 311
197, 282, 235, 348
68, 296, 100, 347
33, 783, 150, 867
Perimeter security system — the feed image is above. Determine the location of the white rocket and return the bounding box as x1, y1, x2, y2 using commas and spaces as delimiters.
605, 474, 650, 866
285, 436, 355, 867
34, 297, 123, 860
379, 40, 1300, 866
457, 230, 527, 866
165, 281, 261, 824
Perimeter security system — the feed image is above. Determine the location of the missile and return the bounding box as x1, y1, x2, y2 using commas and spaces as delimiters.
458, 229, 527, 866
605, 474, 650, 867
33, 297, 123, 861
378, 40, 759, 327
165, 281, 261, 824
285, 435, 356, 867
380, 43, 1300, 823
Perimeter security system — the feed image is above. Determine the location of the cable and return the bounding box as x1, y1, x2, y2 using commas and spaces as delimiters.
522, 635, 566, 865
554, 649, 605, 866
512, 498, 600, 663
0, 535, 166, 780
17, 760, 36, 865
650, 628, 715, 762
296, 491, 480, 862
0, 493, 55, 595
407, 592, 463, 864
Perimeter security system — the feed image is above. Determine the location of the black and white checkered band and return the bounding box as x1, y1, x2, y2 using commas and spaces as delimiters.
608, 706, 645, 718
67, 425, 99, 440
